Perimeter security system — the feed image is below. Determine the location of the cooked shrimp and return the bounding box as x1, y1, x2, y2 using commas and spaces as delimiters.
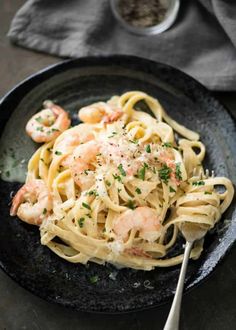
70, 140, 100, 189
113, 206, 162, 242
26, 101, 71, 143
78, 102, 123, 124
54, 124, 95, 159
10, 179, 52, 225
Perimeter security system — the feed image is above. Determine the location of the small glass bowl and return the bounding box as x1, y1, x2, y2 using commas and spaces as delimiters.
110, 0, 180, 36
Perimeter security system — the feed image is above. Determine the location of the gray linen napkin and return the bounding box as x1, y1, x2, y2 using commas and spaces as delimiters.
8, 0, 236, 90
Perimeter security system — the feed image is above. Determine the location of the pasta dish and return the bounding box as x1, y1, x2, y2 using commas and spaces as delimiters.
10, 91, 234, 270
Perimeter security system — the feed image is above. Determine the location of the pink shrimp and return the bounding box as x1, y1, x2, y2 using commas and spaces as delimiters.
78, 102, 123, 124
26, 101, 71, 143
54, 124, 95, 167
10, 179, 52, 226
113, 207, 163, 242
70, 140, 100, 189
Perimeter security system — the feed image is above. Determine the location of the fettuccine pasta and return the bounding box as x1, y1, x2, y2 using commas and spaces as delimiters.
10, 91, 234, 270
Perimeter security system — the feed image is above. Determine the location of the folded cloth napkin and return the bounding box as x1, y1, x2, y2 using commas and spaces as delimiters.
8, 0, 236, 90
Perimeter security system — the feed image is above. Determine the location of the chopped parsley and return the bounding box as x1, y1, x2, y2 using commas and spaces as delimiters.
204, 191, 212, 195
129, 139, 138, 144
87, 190, 99, 197
108, 131, 117, 138
169, 186, 176, 193
145, 144, 151, 153
118, 164, 126, 176
158, 164, 172, 184
162, 142, 172, 148
36, 127, 44, 132
89, 275, 99, 284
35, 116, 43, 123
175, 163, 182, 181
126, 200, 136, 210
55, 150, 62, 156
118, 188, 122, 193
113, 174, 122, 182
105, 180, 111, 187
138, 163, 148, 181
82, 202, 91, 210
135, 187, 142, 195
78, 217, 85, 228
43, 208, 47, 215
192, 181, 205, 186
51, 128, 59, 132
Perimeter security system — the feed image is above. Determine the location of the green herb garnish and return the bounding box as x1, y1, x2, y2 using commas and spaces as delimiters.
5, 171, 10, 177
138, 163, 148, 181
162, 142, 172, 148
113, 174, 122, 182
169, 186, 176, 193
82, 202, 91, 210
36, 127, 44, 132
55, 150, 62, 156
78, 217, 85, 228
126, 200, 136, 210
105, 180, 111, 187
129, 139, 138, 144
135, 187, 142, 194
118, 164, 126, 176
158, 164, 172, 184
87, 190, 99, 197
145, 144, 151, 153
204, 191, 212, 194
108, 131, 117, 138
43, 208, 47, 215
89, 275, 99, 284
192, 181, 205, 186
35, 116, 43, 123
175, 163, 182, 181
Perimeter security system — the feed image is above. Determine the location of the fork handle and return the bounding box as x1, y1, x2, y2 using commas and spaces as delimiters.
163, 241, 194, 330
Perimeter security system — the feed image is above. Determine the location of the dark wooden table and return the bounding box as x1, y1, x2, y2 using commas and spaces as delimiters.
1, 1, 236, 329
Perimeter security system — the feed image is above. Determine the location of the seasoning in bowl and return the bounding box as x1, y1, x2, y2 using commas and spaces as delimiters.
118, 0, 168, 28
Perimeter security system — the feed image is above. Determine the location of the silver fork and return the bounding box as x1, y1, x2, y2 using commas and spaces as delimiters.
163, 168, 214, 330
163, 224, 207, 330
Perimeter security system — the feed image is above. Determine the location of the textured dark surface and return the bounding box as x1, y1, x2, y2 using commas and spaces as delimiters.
0, 56, 236, 315
1, 1, 236, 330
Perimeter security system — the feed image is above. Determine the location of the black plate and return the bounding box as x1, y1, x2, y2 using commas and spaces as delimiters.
0, 56, 236, 313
